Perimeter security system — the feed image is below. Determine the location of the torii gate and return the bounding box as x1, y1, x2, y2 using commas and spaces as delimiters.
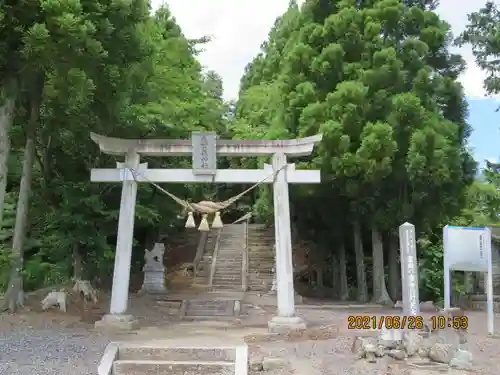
90, 131, 322, 332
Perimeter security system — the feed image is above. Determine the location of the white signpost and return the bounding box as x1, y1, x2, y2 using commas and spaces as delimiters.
399, 222, 420, 317
443, 225, 494, 334
89, 132, 322, 332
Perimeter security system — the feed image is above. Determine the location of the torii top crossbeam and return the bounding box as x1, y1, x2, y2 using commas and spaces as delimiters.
90, 132, 323, 157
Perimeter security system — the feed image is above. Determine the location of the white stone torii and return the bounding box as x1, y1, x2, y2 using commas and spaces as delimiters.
89, 131, 322, 332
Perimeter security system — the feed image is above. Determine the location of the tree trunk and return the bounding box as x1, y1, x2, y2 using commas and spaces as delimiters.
73, 243, 84, 280
338, 242, 349, 300
464, 272, 473, 294
353, 220, 368, 302
4, 136, 36, 311
0, 94, 15, 226
388, 236, 400, 300
316, 266, 323, 289
4, 82, 41, 312
371, 225, 392, 304
331, 255, 340, 298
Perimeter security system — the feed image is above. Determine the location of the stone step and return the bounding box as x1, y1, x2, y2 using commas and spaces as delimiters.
212, 284, 241, 288
214, 268, 242, 272
187, 309, 229, 315
194, 272, 209, 278
186, 310, 233, 316
212, 285, 242, 289
156, 300, 182, 314
213, 281, 241, 286
213, 276, 241, 281
216, 262, 242, 266
156, 307, 181, 314
248, 267, 273, 271
118, 346, 237, 362
193, 277, 208, 283
212, 279, 242, 283
214, 275, 241, 280
248, 269, 273, 274
186, 308, 229, 313
214, 270, 241, 276
212, 288, 242, 293
212, 281, 242, 286
113, 360, 234, 375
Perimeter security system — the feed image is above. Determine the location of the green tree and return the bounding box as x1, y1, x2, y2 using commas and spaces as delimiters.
0, 3, 227, 309
236, 0, 474, 303
458, 2, 500, 96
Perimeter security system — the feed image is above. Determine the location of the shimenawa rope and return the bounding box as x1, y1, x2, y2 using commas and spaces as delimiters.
127, 165, 285, 231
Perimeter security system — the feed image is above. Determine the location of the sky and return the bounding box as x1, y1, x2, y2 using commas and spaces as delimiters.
152, 0, 500, 167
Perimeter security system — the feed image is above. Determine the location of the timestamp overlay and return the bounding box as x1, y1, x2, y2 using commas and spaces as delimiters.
431, 315, 469, 330
347, 315, 469, 330
347, 315, 424, 330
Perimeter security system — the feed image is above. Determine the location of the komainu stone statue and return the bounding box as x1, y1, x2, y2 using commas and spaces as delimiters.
139, 243, 166, 294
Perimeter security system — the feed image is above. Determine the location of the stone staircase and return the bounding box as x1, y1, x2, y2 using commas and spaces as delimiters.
193, 230, 218, 286
184, 299, 242, 319
98, 343, 248, 375
247, 224, 275, 292
211, 224, 245, 291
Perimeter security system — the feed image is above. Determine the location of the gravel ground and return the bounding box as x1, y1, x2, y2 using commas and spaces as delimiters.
1, 298, 500, 375
0, 328, 109, 375
246, 307, 500, 375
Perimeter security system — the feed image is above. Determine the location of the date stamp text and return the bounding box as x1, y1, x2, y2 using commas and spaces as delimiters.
347, 315, 425, 330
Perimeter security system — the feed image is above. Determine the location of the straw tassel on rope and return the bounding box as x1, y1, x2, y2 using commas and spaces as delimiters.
185, 212, 196, 228
211, 211, 223, 229
198, 214, 210, 231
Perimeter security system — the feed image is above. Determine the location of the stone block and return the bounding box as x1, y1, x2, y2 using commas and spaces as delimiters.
449, 349, 473, 370
94, 314, 139, 331
267, 316, 306, 334
248, 357, 263, 371
262, 357, 288, 371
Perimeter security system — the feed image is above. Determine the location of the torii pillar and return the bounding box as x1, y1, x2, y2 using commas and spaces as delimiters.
89, 132, 322, 332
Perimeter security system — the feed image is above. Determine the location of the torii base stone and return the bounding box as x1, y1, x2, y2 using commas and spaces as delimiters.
95, 313, 139, 331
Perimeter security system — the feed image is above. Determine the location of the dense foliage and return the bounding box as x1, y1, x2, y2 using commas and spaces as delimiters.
236, 0, 479, 302
0, 0, 498, 311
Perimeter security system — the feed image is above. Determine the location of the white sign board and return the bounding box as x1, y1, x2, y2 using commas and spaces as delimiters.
443, 225, 494, 334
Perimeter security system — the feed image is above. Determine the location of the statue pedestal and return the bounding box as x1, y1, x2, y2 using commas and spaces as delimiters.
140, 264, 166, 294
139, 243, 167, 294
